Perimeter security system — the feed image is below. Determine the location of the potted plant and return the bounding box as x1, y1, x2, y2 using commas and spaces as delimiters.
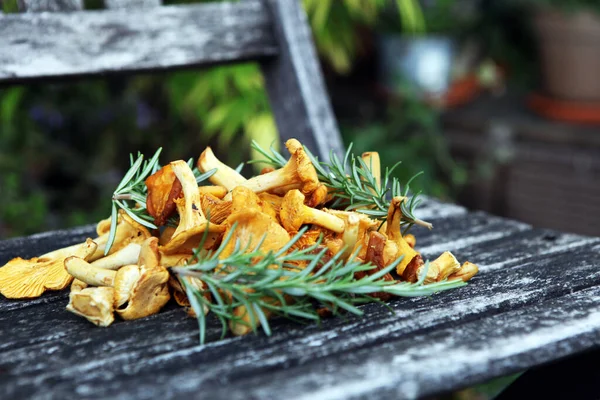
376, 0, 480, 105
532, 0, 600, 102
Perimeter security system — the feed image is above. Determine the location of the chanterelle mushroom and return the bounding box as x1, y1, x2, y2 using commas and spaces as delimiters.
280, 189, 345, 233
65, 237, 170, 320
66, 286, 116, 327
449, 261, 479, 282
197, 147, 247, 190
0, 239, 97, 299
383, 196, 423, 279
326, 209, 378, 259
145, 164, 183, 226
220, 206, 290, 260
116, 237, 170, 320
93, 211, 152, 259
224, 139, 320, 200
90, 243, 141, 271
161, 160, 225, 255
417, 251, 462, 284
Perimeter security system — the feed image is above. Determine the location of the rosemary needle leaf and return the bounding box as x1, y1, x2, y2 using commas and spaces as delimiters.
173, 222, 464, 344
250, 142, 430, 227
105, 202, 119, 256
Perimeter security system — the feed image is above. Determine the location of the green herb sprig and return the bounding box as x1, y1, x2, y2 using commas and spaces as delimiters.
250, 141, 432, 233
173, 225, 465, 344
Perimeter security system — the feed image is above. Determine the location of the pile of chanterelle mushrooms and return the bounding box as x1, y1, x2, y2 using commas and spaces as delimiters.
0, 139, 478, 334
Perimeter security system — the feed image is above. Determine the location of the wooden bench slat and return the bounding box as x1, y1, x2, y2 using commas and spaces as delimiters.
0, 224, 95, 264
1, 238, 598, 398
17, 0, 83, 11
261, 0, 346, 161
0, 2, 278, 82
202, 285, 600, 400
1, 207, 598, 398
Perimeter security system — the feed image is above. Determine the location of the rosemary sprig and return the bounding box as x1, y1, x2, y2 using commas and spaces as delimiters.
250, 141, 432, 232
172, 226, 466, 344
105, 150, 216, 254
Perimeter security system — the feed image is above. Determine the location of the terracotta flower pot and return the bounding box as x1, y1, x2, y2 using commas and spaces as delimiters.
533, 9, 600, 101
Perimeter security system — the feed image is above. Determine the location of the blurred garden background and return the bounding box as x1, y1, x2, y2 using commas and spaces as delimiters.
1, 0, 599, 241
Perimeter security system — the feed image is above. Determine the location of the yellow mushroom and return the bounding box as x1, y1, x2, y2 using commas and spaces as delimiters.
92, 211, 152, 260
361, 151, 381, 191
197, 147, 247, 190
199, 193, 232, 225
449, 261, 479, 282
326, 209, 379, 259
417, 251, 461, 284
65, 238, 170, 320
198, 185, 228, 199
220, 208, 290, 260
90, 243, 141, 270
224, 139, 319, 200
160, 160, 225, 255
0, 238, 97, 299
383, 196, 422, 277
229, 186, 279, 223
66, 286, 116, 327
280, 189, 345, 234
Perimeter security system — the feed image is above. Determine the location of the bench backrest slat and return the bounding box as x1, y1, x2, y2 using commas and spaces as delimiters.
0, 3, 278, 81
1, 0, 345, 160
104, 0, 162, 9
17, 0, 83, 11
261, 0, 344, 159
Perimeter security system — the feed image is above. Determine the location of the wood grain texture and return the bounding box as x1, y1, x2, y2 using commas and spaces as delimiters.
260, 0, 345, 161
104, 0, 161, 9
17, 0, 82, 11
1, 204, 599, 398
0, 1, 278, 82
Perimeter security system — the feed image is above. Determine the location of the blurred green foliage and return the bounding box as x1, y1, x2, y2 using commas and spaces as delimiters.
341, 84, 468, 201
0, 0, 465, 238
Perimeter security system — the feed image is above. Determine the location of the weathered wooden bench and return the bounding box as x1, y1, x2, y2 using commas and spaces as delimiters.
1, 1, 599, 399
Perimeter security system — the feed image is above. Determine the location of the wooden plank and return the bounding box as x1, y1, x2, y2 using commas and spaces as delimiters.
260, 0, 345, 161
0, 2, 278, 82
103, 0, 161, 9
0, 238, 600, 398
0, 224, 95, 265
17, 0, 83, 11
1, 225, 598, 397
207, 286, 600, 400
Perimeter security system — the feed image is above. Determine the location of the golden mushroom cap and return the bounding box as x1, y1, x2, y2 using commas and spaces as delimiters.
285, 139, 319, 194
66, 286, 115, 327
0, 239, 97, 299
280, 189, 307, 232
113, 265, 141, 309
116, 264, 171, 320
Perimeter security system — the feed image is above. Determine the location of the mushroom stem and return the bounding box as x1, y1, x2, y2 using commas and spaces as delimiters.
340, 214, 360, 259
65, 257, 116, 287
197, 147, 247, 190
243, 168, 294, 193
90, 243, 141, 270
309, 208, 346, 233
361, 152, 381, 191
223, 139, 319, 200
280, 190, 345, 233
